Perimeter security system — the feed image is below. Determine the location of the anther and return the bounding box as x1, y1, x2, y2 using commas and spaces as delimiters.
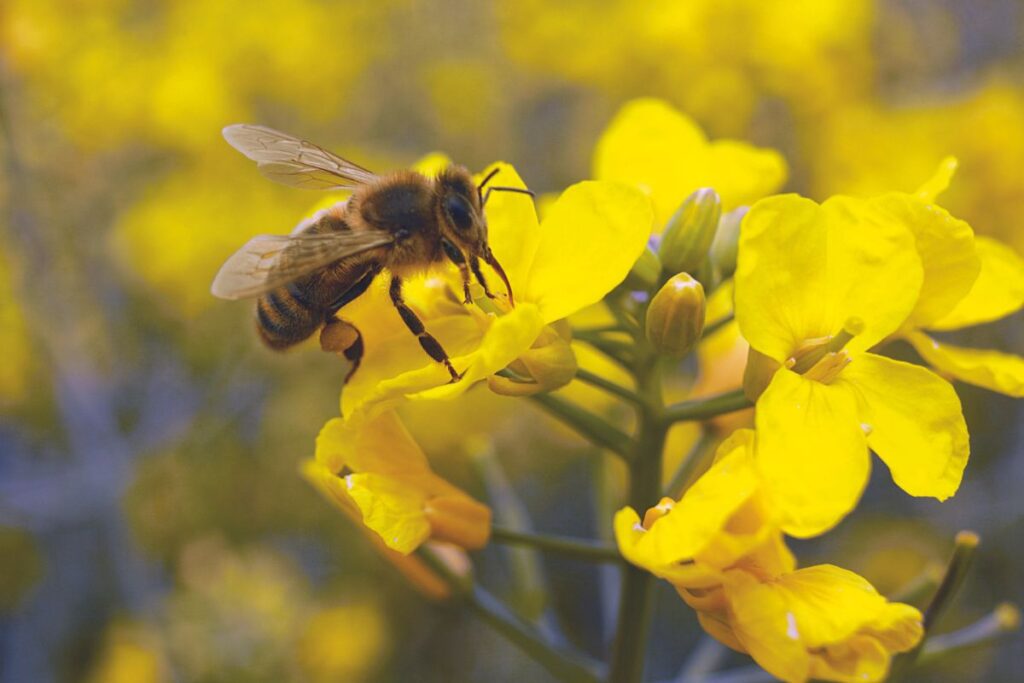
788, 317, 863, 376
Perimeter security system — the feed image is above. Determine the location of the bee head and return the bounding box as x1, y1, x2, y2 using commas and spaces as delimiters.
435, 165, 517, 306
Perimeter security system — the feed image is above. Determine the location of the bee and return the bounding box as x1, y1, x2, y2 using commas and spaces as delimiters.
211, 124, 532, 382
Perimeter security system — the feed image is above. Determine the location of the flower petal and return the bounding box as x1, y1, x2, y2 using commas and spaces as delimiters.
755, 368, 870, 538
914, 156, 958, 203
838, 353, 968, 500
524, 181, 652, 323
593, 98, 786, 224
344, 472, 432, 554
315, 412, 432, 478
906, 331, 1024, 397
928, 236, 1024, 330
870, 194, 978, 329
735, 194, 923, 362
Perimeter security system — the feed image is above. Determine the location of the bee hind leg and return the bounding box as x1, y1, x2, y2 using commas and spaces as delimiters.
320, 319, 364, 384
389, 276, 462, 383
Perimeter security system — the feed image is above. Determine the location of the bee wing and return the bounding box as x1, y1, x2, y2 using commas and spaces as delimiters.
222, 124, 378, 190
211, 230, 392, 300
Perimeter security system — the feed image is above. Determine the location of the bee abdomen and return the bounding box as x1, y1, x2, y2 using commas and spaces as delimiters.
255, 287, 322, 350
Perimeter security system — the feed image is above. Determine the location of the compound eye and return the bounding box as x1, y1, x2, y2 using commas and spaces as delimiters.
445, 194, 474, 232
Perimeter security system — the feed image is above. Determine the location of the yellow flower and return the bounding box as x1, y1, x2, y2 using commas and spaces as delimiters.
735, 193, 969, 537
297, 602, 387, 683
593, 98, 787, 226
614, 430, 794, 590
898, 159, 1024, 397
710, 565, 922, 683
303, 411, 491, 554
339, 164, 652, 418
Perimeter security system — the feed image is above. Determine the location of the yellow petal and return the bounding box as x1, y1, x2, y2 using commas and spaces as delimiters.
755, 369, 870, 538
929, 236, 1024, 330
524, 181, 652, 323
914, 156, 958, 203
593, 98, 786, 224
735, 194, 923, 362
722, 565, 922, 683
870, 194, 978, 329
344, 473, 431, 554
315, 412, 432, 478
837, 353, 968, 500
906, 331, 1024, 397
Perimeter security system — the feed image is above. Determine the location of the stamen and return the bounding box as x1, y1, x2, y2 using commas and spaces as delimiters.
788, 317, 863, 377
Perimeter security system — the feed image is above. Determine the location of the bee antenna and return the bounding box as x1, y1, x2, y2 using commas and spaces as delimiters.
482, 186, 536, 206
477, 167, 502, 202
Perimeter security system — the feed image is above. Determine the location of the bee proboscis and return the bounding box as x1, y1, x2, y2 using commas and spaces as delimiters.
212, 124, 532, 382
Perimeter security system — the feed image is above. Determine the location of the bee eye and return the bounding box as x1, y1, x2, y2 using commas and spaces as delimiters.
445, 194, 474, 232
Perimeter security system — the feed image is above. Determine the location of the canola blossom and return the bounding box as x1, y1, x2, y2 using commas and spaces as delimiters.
615, 431, 923, 683
734, 193, 970, 537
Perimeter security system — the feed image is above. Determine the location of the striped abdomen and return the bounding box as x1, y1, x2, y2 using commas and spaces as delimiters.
255, 282, 324, 349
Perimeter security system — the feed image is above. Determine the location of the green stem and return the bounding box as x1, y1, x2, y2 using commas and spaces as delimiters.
920, 602, 1020, 662
490, 526, 622, 563
574, 368, 644, 407
660, 389, 751, 426
609, 354, 668, 683
701, 312, 734, 339
574, 332, 636, 369
891, 531, 981, 679
529, 393, 634, 458
663, 430, 717, 499
418, 546, 604, 683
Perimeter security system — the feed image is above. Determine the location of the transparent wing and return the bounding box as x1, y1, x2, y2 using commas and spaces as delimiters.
211, 230, 392, 300
222, 124, 378, 190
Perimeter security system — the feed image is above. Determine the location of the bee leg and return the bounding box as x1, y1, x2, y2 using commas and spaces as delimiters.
326, 264, 381, 316
441, 239, 472, 304
319, 319, 364, 384
389, 275, 462, 382
469, 256, 498, 299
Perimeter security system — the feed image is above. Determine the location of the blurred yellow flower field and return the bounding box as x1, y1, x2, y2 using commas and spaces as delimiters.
0, 1, 1021, 682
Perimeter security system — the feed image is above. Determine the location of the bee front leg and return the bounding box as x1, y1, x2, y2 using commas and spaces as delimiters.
441, 238, 473, 304
469, 256, 498, 300
389, 275, 462, 382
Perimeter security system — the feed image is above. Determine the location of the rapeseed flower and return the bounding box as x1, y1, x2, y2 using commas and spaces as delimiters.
593, 98, 787, 226
303, 411, 490, 554
734, 192, 969, 537
897, 159, 1024, 397
615, 430, 922, 683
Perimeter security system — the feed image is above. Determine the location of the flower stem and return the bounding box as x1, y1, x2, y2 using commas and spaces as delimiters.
490, 525, 622, 563
418, 546, 604, 683
920, 602, 1020, 662
660, 389, 751, 425
663, 430, 717, 499
574, 368, 645, 406
609, 353, 668, 683
891, 531, 981, 679
529, 393, 634, 458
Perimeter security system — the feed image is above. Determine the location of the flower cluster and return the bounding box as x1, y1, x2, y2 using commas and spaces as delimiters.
297, 98, 1022, 682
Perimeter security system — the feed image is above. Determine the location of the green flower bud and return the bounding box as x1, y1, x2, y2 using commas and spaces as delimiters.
709, 206, 747, 281
659, 188, 721, 277
645, 273, 706, 357
624, 245, 662, 291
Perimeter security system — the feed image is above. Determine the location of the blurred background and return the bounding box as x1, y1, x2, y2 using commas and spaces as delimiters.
1, 0, 1022, 681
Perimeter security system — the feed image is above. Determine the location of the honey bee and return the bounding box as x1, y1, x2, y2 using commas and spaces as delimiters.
211, 124, 532, 382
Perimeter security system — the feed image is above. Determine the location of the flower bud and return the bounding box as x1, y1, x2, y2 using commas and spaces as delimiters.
624, 244, 662, 291
660, 188, 722, 277
709, 206, 747, 281
645, 273, 706, 357
488, 325, 578, 396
